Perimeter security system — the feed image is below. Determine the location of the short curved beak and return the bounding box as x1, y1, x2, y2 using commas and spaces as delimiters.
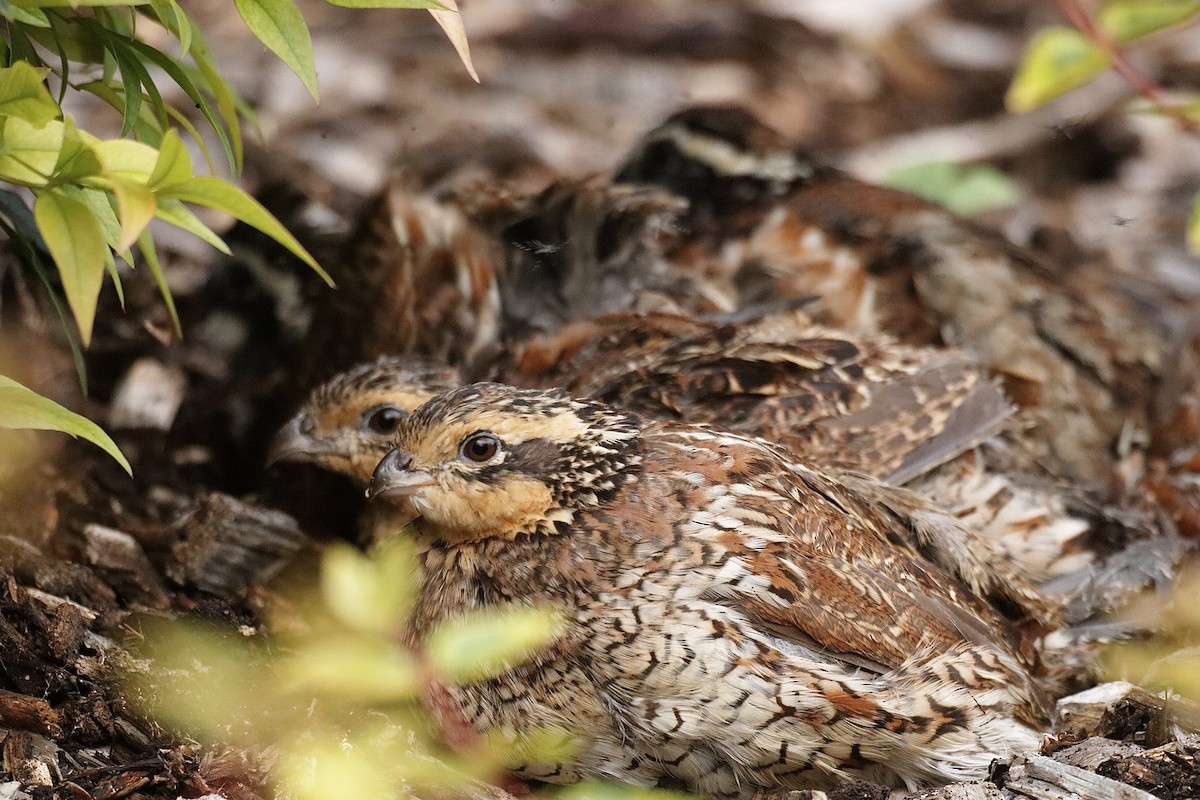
367, 448, 435, 500
266, 414, 332, 467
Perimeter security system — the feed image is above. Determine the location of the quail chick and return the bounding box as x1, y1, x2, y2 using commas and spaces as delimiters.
365, 383, 1048, 795
615, 105, 1164, 489
267, 356, 461, 484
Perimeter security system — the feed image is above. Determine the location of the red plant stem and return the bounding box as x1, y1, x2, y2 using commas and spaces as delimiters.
1056, 0, 1198, 132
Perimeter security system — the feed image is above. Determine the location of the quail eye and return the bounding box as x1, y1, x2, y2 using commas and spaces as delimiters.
364, 405, 405, 434
460, 432, 502, 464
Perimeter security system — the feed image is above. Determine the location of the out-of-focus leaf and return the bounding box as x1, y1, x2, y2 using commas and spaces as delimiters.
2, 5, 50, 26
325, 1, 447, 8
161, 175, 330, 282
34, 187, 108, 346
1099, 0, 1200, 42
147, 128, 192, 190
145, 0, 192, 55
280, 634, 418, 702
320, 542, 417, 635
0, 375, 130, 473
0, 62, 59, 124
277, 736, 393, 800
234, 0, 318, 100
1188, 191, 1200, 254
558, 784, 692, 800
427, 606, 560, 683
1006, 27, 1108, 112
884, 161, 1020, 216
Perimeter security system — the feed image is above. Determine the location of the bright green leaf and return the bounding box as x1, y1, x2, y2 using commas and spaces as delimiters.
427, 606, 560, 683
884, 161, 1021, 216
0, 115, 64, 186
34, 188, 109, 346
154, 198, 230, 253
52, 118, 103, 182
86, 136, 159, 182
1006, 27, 1109, 112
0, 375, 130, 474
234, 0, 318, 101
1099, 0, 1200, 42
111, 177, 155, 252
0, 62, 59, 125
147, 128, 192, 190
162, 176, 331, 283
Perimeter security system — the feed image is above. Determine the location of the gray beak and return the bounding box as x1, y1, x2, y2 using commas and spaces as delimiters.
367, 448, 435, 500
266, 413, 331, 467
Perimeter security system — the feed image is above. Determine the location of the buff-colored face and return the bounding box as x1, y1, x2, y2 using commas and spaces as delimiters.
367, 384, 640, 543
267, 359, 459, 486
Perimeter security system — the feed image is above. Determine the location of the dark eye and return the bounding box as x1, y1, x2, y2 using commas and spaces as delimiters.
364, 405, 405, 434
460, 432, 501, 463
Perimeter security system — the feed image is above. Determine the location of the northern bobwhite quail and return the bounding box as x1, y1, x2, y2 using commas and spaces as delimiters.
364, 382, 1048, 795
615, 105, 1166, 490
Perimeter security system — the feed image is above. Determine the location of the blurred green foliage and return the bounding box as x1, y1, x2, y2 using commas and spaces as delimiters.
884, 161, 1020, 217
1006, 0, 1200, 255
0, 0, 471, 470
126, 537, 688, 800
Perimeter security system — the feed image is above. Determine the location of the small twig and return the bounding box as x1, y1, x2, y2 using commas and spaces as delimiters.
1057, 0, 1199, 133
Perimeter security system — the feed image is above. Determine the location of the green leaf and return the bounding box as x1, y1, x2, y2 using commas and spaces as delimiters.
1006, 27, 1109, 112
125, 38, 237, 173
427, 0, 477, 82
234, 0, 318, 101
0, 115, 63, 186
1099, 0, 1200, 42
52, 118, 103, 182
280, 633, 418, 702
34, 187, 109, 346
154, 198, 230, 253
0, 62, 59, 125
426, 606, 560, 683
0, 375, 130, 474
2, 5, 50, 26
320, 542, 416, 635
137, 229, 181, 335
884, 161, 1021, 216
111, 176, 155, 252
186, 30, 244, 172
162, 176, 331, 283
1188, 190, 1200, 255
147, 128, 192, 190
146, 0, 192, 56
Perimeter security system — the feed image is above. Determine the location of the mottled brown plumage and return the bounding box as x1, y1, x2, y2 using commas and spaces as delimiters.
615, 106, 1166, 489
365, 383, 1048, 795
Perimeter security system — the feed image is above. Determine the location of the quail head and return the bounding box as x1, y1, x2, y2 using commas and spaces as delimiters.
366, 382, 1048, 795
268, 356, 460, 485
